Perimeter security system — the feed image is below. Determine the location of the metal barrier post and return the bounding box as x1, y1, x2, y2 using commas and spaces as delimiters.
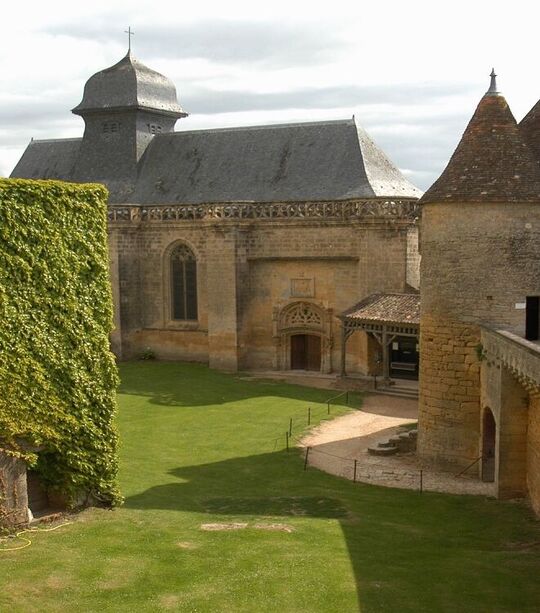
304, 447, 311, 470
289, 418, 293, 437
353, 459, 358, 482
307, 407, 311, 425
419, 469, 423, 493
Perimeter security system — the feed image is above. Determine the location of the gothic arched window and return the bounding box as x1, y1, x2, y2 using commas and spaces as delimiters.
170, 243, 198, 320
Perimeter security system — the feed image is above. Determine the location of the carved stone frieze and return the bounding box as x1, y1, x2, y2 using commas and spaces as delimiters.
108, 199, 420, 224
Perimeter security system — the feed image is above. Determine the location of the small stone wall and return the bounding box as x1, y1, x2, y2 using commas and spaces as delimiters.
0, 452, 28, 527
481, 328, 540, 514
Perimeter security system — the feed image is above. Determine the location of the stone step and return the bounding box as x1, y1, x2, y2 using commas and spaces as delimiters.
372, 387, 419, 400
368, 444, 398, 456
389, 434, 415, 452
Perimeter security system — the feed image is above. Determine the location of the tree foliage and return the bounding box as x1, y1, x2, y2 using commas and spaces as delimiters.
0, 179, 121, 506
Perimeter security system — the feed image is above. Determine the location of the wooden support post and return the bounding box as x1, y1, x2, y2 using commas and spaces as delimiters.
382, 327, 390, 385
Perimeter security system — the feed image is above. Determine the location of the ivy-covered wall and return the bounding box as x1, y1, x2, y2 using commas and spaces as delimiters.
0, 179, 121, 507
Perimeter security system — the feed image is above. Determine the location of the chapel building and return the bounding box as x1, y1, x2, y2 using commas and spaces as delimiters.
11, 51, 422, 377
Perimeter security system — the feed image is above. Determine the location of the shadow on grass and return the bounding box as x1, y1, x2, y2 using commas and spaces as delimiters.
119, 363, 540, 612
124, 449, 540, 612
118, 361, 361, 409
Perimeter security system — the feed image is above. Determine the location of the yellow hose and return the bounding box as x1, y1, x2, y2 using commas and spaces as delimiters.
0, 521, 72, 552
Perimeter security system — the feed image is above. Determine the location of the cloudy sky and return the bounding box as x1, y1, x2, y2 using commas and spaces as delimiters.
1, 0, 539, 190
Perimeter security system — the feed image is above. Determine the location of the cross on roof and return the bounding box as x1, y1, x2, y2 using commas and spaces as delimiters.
124, 26, 134, 52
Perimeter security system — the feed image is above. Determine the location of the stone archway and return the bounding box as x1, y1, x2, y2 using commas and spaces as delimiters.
272, 301, 333, 373
481, 408, 496, 482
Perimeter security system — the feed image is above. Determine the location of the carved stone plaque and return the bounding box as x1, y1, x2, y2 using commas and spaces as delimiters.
290, 278, 314, 298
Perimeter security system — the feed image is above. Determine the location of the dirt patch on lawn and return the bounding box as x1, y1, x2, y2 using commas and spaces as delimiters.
253, 523, 295, 533
200, 522, 248, 531
176, 541, 200, 549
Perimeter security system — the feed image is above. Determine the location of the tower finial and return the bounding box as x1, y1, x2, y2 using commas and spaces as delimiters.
486, 68, 499, 95
124, 26, 134, 53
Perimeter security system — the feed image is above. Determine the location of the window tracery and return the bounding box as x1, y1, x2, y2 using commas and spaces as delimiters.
281, 302, 323, 329
170, 243, 197, 321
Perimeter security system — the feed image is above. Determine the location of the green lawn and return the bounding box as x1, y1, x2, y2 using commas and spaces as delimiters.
1, 362, 540, 612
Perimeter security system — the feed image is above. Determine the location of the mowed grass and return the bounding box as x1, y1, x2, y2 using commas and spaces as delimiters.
1, 362, 540, 613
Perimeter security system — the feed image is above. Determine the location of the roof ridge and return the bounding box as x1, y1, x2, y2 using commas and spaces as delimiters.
353, 123, 422, 198
30, 137, 82, 144
164, 118, 355, 137
519, 98, 540, 161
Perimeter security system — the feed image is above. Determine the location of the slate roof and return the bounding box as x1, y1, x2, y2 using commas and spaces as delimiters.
11, 119, 422, 204
11, 138, 81, 181
342, 293, 420, 325
132, 119, 422, 204
421, 87, 540, 204
72, 51, 186, 117
519, 99, 540, 161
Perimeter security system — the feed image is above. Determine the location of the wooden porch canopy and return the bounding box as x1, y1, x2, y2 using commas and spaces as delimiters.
339, 293, 420, 381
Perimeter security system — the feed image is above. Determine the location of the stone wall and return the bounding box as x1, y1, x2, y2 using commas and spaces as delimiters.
418, 316, 481, 467
528, 395, 540, 516
406, 226, 420, 290
420, 202, 540, 335
0, 453, 28, 527
481, 327, 540, 511
109, 209, 416, 373
418, 201, 540, 469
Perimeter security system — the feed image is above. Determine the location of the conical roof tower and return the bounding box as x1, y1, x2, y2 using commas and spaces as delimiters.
421, 70, 540, 204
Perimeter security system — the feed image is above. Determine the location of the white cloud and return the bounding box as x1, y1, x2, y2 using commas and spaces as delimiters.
1, 0, 539, 188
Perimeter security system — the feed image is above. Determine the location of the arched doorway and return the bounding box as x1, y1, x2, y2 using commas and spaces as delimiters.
273, 301, 332, 373
481, 408, 496, 482
290, 334, 321, 371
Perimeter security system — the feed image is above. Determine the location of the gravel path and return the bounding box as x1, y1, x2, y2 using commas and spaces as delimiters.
299, 393, 496, 497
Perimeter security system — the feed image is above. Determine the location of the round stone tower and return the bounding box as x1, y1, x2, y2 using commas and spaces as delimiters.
417, 72, 540, 468
71, 51, 187, 201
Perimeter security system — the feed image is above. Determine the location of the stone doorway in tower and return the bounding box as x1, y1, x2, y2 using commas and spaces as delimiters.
290, 334, 321, 371
481, 408, 496, 482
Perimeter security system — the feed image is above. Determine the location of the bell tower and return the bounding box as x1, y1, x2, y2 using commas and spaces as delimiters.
71, 50, 187, 201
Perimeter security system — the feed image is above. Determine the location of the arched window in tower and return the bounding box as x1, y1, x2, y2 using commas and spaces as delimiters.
170, 243, 198, 320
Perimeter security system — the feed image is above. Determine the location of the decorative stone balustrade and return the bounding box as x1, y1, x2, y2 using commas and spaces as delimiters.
481, 327, 540, 394
107, 199, 420, 223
